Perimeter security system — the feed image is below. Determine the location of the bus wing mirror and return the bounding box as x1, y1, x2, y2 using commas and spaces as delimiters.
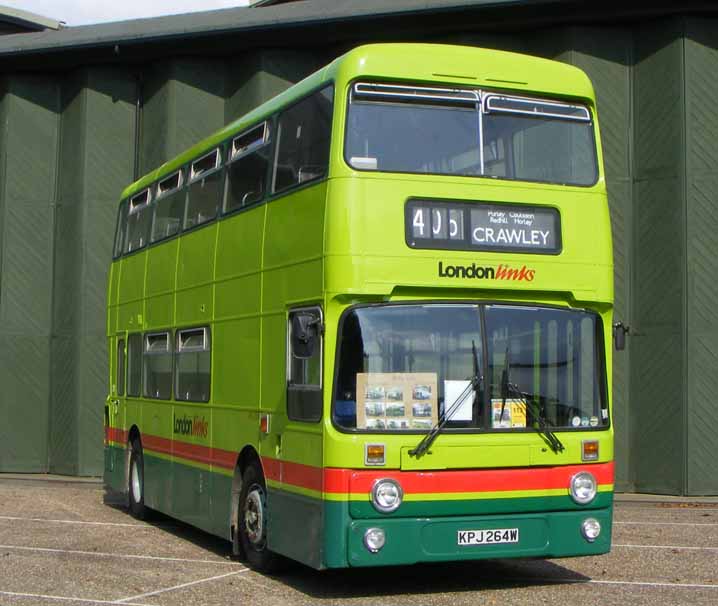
291, 313, 321, 359
613, 322, 629, 351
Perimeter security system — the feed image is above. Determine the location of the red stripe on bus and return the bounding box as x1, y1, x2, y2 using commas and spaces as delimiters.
330, 462, 614, 495
264, 460, 612, 496
106, 427, 128, 445
117, 431, 237, 471
262, 457, 323, 493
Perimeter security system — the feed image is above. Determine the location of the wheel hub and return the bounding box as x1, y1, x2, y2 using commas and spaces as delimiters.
244, 486, 265, 546
131, 459, 141, 502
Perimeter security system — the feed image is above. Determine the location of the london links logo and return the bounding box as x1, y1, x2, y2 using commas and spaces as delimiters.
438, 261, 536, 282
173, 414, 209, 438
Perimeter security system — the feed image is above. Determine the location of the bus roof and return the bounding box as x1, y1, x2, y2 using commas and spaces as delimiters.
121, 43, 595, 201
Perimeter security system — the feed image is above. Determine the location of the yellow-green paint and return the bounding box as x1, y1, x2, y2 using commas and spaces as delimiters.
106, 43, 613, 568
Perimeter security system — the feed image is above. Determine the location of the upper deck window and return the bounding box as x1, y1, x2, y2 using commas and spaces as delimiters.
152, 170, 185, 243
225, 122, 272, 212
345, 82, 598, 187
273, 86, 333, 194
125, 189, 152, 253
186, 149, 222, 229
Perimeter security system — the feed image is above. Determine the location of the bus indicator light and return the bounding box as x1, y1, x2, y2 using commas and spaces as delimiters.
582, 440, 599, 461
365, 443, 385, 466
260, 414, 270, 434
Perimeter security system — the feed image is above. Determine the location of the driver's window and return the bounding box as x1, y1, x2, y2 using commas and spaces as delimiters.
287, 307, 323, 422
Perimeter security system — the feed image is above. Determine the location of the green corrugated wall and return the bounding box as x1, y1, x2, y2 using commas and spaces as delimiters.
1, 17, 718, 494
0, 53, 317, 475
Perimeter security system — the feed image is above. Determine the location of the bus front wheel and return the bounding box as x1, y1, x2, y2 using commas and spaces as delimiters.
128, 439, 147, 520
238, 463, 280, 572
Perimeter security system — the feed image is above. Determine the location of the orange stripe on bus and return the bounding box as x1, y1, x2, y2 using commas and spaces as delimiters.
106, 427, 613, 497
332, 462, 614, 495
106, 428, 237, 470
262, 457, 323, 493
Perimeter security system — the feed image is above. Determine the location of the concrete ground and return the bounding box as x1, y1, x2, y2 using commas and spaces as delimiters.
0, 476, 716, 605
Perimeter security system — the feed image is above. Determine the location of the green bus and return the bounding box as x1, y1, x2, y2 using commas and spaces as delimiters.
105, 43, 615, 571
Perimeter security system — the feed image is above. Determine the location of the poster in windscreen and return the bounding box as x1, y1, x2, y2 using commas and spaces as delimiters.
356, 373, 438, 430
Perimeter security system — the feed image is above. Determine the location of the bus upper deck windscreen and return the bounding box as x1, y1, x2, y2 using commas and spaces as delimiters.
345, 82, 598, 187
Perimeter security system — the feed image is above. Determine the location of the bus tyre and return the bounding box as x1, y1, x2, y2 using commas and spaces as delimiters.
238, 463, 280, 572
128, 440, 147, 520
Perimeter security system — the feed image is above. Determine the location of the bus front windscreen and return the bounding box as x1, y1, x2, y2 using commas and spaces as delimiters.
345, 83, 598, 186
333, 304, 608, 433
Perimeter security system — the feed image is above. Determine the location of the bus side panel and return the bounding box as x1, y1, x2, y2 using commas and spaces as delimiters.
261, 182, 327, 566
212, 204, 267, 538
164, 226, 217, 530
145, 239, 178, 329
176, 225, 216, 327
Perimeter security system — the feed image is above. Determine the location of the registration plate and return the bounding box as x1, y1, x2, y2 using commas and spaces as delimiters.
457, 528, 519, 546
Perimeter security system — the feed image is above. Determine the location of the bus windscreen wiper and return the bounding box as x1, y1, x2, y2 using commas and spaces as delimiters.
502, 375, 565, 454
409, 341, 482, 459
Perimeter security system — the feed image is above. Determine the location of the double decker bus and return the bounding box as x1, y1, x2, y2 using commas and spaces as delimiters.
105, 43, 614, 571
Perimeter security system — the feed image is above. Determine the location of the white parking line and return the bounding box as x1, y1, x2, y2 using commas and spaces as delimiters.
0, 543, 244, 566
590, 579, 718, 589
0, 590, 151, 606
505, 577, 718, 590
0, 515, 170, 528
114, 569, 250, 603
614, 521, 718, 527
614, 543, 718, 552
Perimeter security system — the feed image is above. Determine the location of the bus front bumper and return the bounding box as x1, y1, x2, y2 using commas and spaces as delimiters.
346, 508, 612, 567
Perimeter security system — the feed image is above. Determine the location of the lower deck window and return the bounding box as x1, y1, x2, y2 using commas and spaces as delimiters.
175, 328, 210, 402
127, 334, 142, 397
143, 333, 172, 399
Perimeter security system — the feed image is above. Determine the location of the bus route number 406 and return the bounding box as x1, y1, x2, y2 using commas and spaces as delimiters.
457, 528, 520, 546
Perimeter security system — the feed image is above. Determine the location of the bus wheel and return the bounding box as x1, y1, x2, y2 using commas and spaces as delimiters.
128, 439, 147, 520
238, 463, 280, 572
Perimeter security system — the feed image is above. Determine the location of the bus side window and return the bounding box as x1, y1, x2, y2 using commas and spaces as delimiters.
143, 332, 173, 400
225, 122, 272, 213
125, 189, 152, 253
152, 170, 185, 243
113, 201, 128, 259
186, 149, 222, 230
287, 308, 323, 422
117, 338, 125, 397
273, 86, 333, 194
175, 327, 211, 402
127, 334, 142, 397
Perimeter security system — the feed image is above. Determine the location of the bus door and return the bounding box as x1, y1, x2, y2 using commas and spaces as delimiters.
105, 335, 126, 476
271, 307, 324, 567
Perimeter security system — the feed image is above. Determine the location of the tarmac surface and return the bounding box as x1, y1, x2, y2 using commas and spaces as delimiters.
0, 475, 716, 605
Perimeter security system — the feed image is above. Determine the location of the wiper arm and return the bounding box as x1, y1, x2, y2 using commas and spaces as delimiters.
409, 340, 482, 459
504, 380, 565, 454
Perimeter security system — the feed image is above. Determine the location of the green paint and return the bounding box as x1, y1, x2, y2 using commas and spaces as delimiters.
346, 508, 613, 567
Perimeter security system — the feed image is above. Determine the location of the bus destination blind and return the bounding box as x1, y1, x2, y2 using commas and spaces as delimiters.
405, 199, 561, 254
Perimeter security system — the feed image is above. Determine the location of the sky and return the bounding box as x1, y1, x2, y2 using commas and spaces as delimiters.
2, 0, 251, 26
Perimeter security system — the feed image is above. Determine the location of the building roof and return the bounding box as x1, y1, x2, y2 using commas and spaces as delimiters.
0, 0, 716, 68
0, 5, 62, 33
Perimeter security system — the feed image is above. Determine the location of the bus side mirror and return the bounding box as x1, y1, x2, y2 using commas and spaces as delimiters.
613, 322, 629, 351
291, 312, 321, 359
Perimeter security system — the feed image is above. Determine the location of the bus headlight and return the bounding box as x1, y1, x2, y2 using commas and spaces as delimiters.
581, 518, 601, 542
570, 471, 597, 505
371, 478, 403, 513
363, 527, 386, 552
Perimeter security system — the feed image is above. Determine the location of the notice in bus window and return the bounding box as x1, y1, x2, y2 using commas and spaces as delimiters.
444, 380, 473, 421
356, 373, 438, 430
491, 398, 527, 428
